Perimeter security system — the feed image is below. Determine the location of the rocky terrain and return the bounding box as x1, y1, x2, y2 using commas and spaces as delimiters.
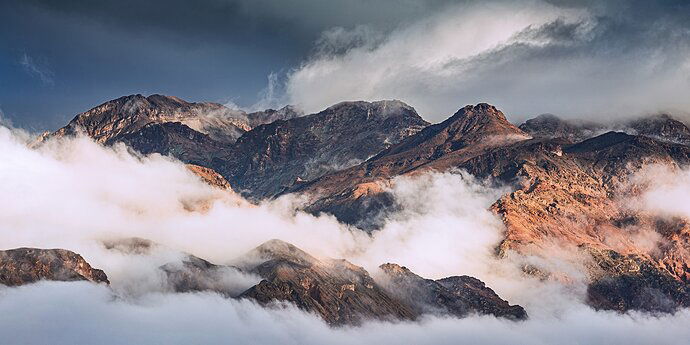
218, 100, 429, 199
50, 95, 427, 200
0, 248, 109, 286
0, 239, 523, 326
291, 104, 690, 313
15, 93, 690, 319
379, 263, 527, 320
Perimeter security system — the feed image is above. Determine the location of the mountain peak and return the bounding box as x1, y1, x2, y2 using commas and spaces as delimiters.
323, 100, 420, 119
146, 94, 191, 108
453, 102, 506, 120
446, 103, 510, 127
246, 239, 318, 267
428, 103, 528, 147
52, 93, 251, 145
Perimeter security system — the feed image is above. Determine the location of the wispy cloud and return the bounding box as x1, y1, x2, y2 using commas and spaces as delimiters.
19, 53, 55, 86
283, 0, 690, 122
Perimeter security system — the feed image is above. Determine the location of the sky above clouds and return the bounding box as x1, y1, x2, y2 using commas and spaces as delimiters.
1, 0, 689, 130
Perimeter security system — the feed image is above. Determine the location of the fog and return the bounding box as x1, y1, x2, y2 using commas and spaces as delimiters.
1, 125, 690, 343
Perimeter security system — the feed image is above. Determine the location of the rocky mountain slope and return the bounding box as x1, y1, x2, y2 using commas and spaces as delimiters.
53, 94, 251, 144
49, 95, 428, 200
379, 263, 526, 320
217, 100, 429, 199
0, 248, 109, 286
236, 240, 525, 325
292, 104, 690, 313
0, 240, 523, 326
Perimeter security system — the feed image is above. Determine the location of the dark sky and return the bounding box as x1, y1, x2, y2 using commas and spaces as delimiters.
0, 0, 456, 130
1, 0, 689, 130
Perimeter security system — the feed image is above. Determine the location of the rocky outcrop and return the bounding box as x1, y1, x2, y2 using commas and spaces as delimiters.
238, 239, 416, 325
586, 248, 690, 313
0, 248, 109, 286
235, 240, 524, 325
246, 105, 303, 128
185, 164, 232, 190
379, 263, 527, 320
160, 255, 247, 297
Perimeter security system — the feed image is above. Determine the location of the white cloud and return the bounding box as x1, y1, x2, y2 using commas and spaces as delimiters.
1, 126, 689, 343
284, 1, 690, 122
1, 282, 689, 345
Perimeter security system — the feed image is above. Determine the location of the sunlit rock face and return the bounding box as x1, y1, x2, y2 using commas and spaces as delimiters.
53, 94, 251, 144
288, 104, 690, 313
0, 248, 109, 286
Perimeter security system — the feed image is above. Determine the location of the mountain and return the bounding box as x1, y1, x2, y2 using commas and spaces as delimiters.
518, 113, 603, 143
291, 103, 530, 228
519, 113, 690, 145
53, 94, 251, 144
0, 239, 523, 326
379, 263, 527, 320
42, 95, 690, 315
285, 103, 690, 312
246, 105, 303, 128
237, 239, 417, 325
217, 100, 429, 199
237, 240, 525, 325
0, 248, 109, 286
160, 255, 247, 297
49, 95, 428, 200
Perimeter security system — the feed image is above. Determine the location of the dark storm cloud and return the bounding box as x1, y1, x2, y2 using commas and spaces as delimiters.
0, 0, 461, 130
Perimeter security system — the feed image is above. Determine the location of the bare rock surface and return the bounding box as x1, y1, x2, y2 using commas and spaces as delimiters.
0, 248, 109, 286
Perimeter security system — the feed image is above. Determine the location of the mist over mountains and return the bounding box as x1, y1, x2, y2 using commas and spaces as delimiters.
3, 93, 690, 343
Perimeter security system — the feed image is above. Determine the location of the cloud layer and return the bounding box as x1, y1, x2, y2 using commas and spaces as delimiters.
285, 0, 690, 122
2, 123, 690, 343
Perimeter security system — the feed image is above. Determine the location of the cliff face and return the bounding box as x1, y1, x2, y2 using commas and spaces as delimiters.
0, 248, 109, 286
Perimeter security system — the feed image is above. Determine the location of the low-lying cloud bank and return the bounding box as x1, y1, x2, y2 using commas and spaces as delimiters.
2, 282, 689, 345
1, 125, 690, 343
283, 0, 690, 122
